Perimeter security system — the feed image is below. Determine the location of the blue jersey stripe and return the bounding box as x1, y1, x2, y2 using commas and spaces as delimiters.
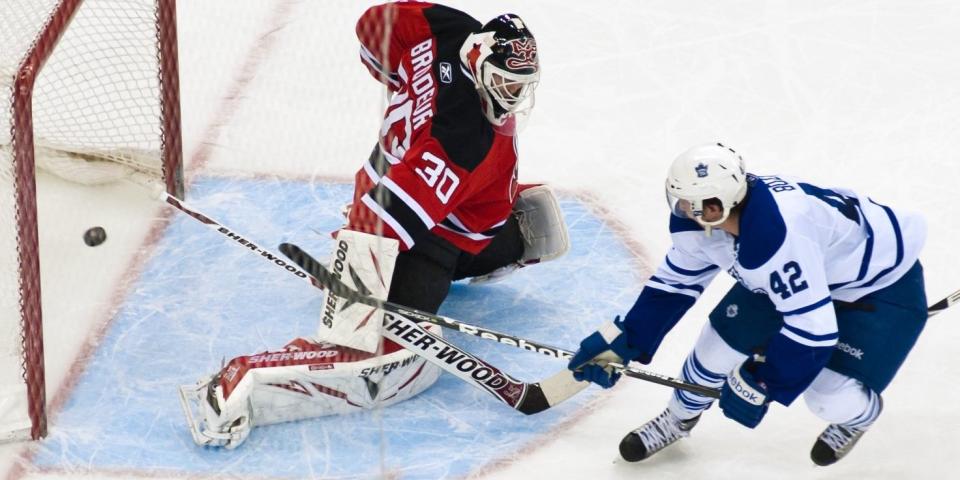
649, 275, 705, 294
829, 204, 874, 290
781, 322, 839, 342
779, 296, 832, 316
665, 256, 719, 277
857, 200, 904, 289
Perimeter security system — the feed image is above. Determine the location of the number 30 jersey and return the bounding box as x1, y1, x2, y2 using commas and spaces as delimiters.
623, 174, 926, 404
347, 2, 520, 254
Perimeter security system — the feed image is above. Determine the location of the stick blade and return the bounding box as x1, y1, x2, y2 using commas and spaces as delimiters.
517, 370, 588, 415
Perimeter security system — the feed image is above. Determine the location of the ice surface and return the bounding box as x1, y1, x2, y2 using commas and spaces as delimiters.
25, 179, 639, 479
2, 0, 958, 478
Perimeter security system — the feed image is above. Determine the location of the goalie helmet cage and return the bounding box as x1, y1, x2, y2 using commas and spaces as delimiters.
0, 0, 183, 441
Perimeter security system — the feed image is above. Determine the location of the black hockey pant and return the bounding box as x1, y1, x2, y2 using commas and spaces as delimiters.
387, 214, 524, 314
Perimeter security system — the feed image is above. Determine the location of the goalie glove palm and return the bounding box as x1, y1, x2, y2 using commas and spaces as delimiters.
567, 317, 641, 388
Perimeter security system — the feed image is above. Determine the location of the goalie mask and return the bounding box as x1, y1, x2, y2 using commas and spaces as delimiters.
665, 143, 748, 235
460, 14, 540, 135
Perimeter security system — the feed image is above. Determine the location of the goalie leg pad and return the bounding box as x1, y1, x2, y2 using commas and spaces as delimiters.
179, 331, 442, 449
319, 229, 399, 353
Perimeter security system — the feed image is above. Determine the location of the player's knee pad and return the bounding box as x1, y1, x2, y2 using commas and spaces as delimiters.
179, 333, 442, 449
803, 369, 872, 424
514, 184, 570, 265
687, 322, 748, 379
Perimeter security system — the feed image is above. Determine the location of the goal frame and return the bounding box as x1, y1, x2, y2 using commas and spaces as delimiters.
6, 0, 183, 440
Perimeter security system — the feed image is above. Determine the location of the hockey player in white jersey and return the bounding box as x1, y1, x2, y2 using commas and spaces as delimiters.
568, 143, 928, 466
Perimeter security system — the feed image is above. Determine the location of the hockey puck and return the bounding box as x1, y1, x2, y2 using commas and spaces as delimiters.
83, 226, 107, 247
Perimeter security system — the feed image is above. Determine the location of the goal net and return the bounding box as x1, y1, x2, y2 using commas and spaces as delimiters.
0, 0, 182, 441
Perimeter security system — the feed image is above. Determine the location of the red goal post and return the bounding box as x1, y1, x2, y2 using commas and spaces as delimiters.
0, 0, 183, 441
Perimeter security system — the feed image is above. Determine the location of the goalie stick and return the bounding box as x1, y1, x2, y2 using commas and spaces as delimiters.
281, 243, 960, 400
146, 180, 717, 400
379, 312, 586, 414
149, 190, 586, 414
279, 242, 723, 399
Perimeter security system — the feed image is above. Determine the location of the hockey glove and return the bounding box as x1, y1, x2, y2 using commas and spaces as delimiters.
567, 317, 641, 389
719, 356, 770, 428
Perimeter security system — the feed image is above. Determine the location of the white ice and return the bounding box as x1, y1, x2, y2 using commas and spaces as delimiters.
2, 0, 959, 478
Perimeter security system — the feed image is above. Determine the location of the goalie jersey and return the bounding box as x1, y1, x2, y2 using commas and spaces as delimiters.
623, 174, 926, 404
348, 2, 520, 254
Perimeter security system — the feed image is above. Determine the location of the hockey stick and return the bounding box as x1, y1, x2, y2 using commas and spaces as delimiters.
928, 288, 960, 318
279, 242, 723, 399
137, 185, 329, 292
154, 187, 958, 403
151, 191, 585, 414
381, 312, 586, 414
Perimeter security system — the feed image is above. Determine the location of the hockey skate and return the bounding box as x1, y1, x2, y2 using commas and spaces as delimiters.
811, 424, 871, 466
810, 395, 882, 466
619, 409, 700, 462
178, 372, 253, 449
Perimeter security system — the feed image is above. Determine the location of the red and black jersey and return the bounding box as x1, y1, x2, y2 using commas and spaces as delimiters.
348, 2, 520, 254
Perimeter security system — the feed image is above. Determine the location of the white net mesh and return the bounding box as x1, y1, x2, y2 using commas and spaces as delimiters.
34, 0, 164, 176
0, 0, 172, 441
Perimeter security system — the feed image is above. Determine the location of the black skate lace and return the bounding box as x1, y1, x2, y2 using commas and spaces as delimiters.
635, 410, 690, 453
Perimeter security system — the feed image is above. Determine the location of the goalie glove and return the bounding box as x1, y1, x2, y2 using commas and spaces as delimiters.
567, 317, 641, 388
514, 184, 570, 265
470, 184, 570, 285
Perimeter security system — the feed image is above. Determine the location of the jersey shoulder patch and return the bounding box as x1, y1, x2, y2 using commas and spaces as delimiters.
738, 180, 787, 269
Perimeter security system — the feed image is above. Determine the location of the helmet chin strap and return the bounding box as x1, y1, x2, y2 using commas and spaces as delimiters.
692, 208, 732, 237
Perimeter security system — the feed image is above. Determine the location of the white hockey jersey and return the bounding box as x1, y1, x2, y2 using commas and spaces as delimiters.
622, 174, 926, 404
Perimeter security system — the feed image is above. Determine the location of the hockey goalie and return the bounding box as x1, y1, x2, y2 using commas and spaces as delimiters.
178, 1, 570, 449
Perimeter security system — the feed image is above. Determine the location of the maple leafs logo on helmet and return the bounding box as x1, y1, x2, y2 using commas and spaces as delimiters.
665, 143, 749, 235
695, 163, 709, 178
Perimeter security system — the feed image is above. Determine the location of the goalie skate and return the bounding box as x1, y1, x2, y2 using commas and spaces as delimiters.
178, 372, 252, 449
